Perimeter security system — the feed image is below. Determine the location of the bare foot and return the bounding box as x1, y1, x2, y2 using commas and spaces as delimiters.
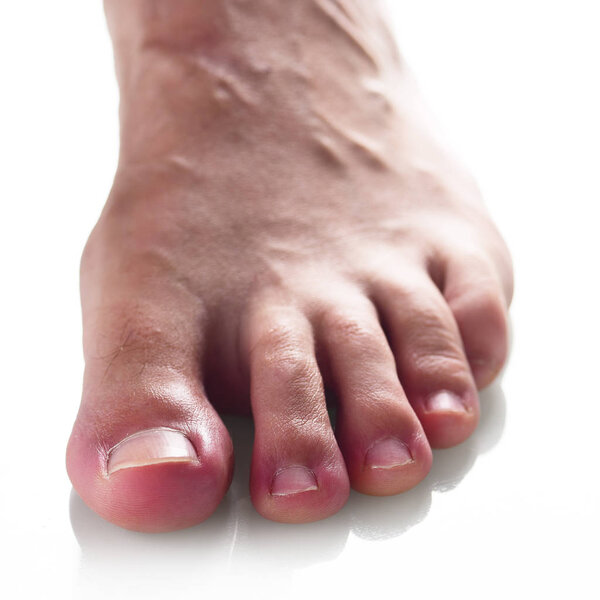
67, 0, 513, 531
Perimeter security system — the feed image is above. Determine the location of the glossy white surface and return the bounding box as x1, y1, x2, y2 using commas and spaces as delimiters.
2, 1, 598, 598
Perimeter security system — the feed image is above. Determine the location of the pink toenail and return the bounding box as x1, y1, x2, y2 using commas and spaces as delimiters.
425, 390, 467, 413
470, 357, 499, 386
107, 428, 198, 475
365, 438, 413, 469
270, 466, 318, 496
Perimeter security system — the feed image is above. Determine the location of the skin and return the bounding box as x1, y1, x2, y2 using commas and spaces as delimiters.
66, 0, 513, 532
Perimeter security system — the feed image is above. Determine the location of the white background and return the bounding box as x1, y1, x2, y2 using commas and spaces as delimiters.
1, 1, 598, 598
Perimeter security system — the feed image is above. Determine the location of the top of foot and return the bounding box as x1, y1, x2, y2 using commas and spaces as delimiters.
67, 0, 512, 531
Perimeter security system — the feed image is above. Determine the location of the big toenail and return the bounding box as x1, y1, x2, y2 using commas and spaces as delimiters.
107, 428, 198, 475
364, 438, 413, 469
270, 466, 318, 496
425, 390, 466, 413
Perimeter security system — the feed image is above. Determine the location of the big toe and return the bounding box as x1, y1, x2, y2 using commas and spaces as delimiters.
67, 378, 233, 532
67, 288, 234, 532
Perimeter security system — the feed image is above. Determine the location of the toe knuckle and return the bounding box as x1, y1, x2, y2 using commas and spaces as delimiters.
323, 308, 379, 344
252, 325, 316, 384
412, 349, 470, 380
255, 321, 298, 354
413, 305, 447, 331
404, 300, 454, 344
272, 351, 317, 388
458, 286, 507, 334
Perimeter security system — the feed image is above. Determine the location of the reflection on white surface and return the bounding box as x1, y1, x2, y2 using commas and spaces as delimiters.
69, 385, 506, 595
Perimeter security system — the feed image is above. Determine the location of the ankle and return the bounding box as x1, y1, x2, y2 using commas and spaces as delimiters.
104, 0, 397, 69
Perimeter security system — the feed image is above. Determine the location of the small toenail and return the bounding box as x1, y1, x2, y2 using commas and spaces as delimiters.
364, 438, 413, 470
470, 357, 500, 386
470, 357, 489, 369
270, 466, 318, 496
107, 428, 198, 475
425, 390, 467, 413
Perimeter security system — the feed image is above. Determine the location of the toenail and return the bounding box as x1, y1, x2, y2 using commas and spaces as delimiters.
470, 357, 489, 370
107, 428, 198, 475
364, 438, 413, 470
270, 466, 318, 496
470, 357, 500, 386
425, 390, 467, 413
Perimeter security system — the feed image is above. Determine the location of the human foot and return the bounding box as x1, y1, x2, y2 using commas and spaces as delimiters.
67, 0, 512, 531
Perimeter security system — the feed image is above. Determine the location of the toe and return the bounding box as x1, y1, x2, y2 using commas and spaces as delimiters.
242, 303, 349, 523
373, 271, 480, 449
67, 299, 233, 532
316, 299, 432, 496
443, 254, 510, 388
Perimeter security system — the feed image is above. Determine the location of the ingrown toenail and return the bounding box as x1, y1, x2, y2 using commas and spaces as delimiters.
365, 438, 413, 469
270, 466, 318, 496
425, 390, 467, 413
107, 428, 198, 475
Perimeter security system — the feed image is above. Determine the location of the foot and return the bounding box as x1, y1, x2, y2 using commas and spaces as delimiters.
67, 0, 512, 531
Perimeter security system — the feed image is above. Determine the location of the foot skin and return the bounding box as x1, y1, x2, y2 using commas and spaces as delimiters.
67, 0, 513, 531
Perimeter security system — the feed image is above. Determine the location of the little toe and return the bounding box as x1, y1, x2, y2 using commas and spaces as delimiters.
444, 254, 510, 388
67, 300, 234, 532
374, 271, 480, 449
316, 299, 432, 495
242, 304, 350, 523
